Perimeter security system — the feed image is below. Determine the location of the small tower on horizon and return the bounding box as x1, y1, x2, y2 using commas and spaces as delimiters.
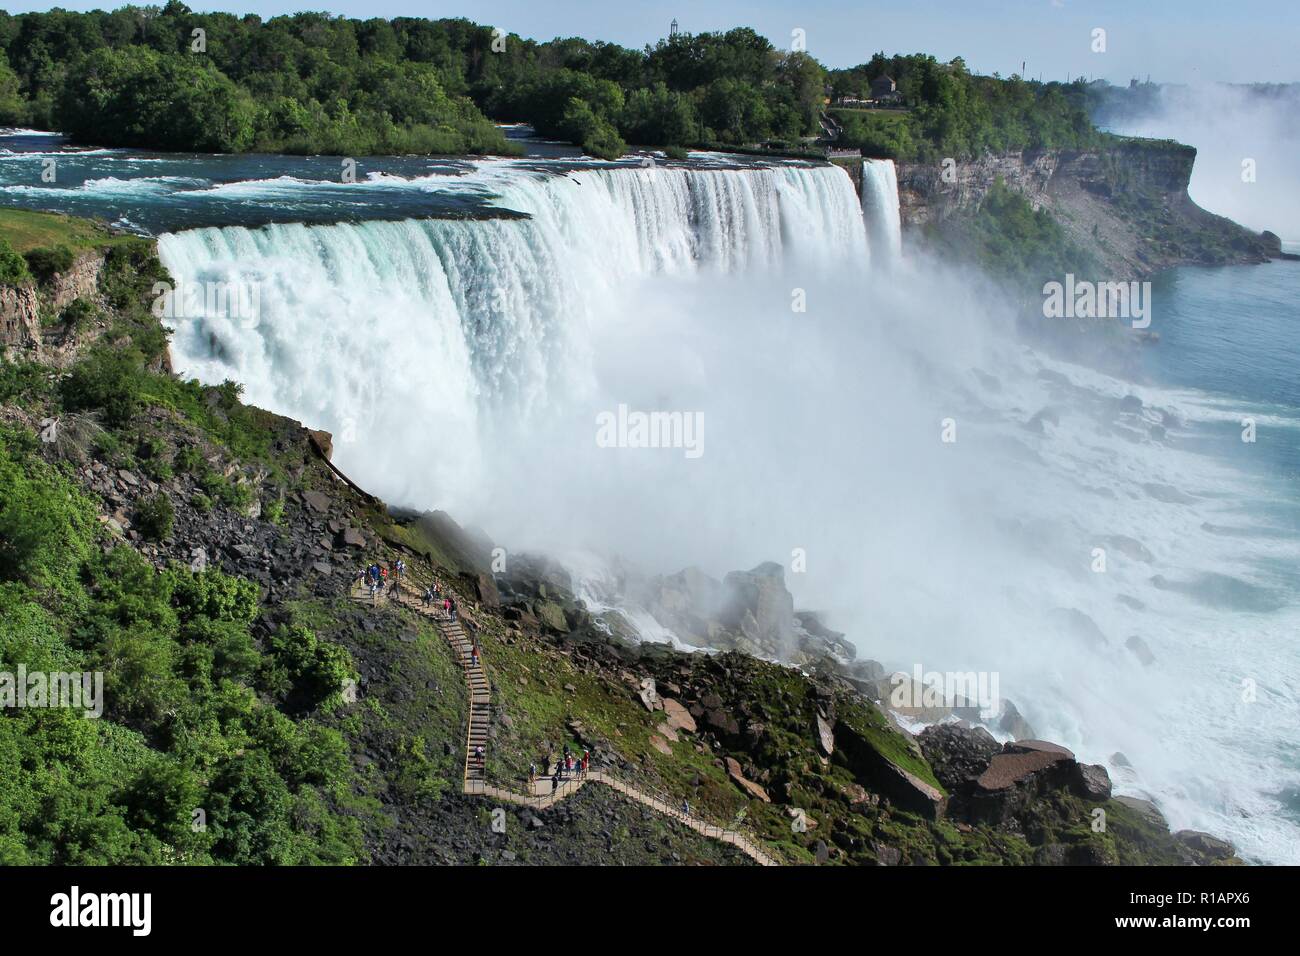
670, 18, 679, 38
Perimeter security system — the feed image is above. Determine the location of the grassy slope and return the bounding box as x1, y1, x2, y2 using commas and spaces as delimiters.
0, 208, 133, 254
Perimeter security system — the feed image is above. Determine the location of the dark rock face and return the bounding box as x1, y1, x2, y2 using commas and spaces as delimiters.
836, 721, 947, 821
1073, 763, 1113, 801
968, 741, 1080, 825
918, 724, 1001, 796
896, 142, 1279, 280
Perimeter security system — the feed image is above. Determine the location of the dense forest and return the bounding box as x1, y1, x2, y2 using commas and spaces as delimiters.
0, 4, 1100, 160
826, 54, 1100, 161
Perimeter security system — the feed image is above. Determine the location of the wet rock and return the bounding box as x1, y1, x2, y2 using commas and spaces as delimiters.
1114, 795, 1167, 830
1174, 830, 1235, 861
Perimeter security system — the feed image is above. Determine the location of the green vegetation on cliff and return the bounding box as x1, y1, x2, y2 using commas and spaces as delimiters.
828, 53, 1100, 161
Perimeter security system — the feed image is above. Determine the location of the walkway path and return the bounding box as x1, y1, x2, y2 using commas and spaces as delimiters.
348, 575, 779, 866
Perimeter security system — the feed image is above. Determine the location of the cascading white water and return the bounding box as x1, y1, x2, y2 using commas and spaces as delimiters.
861, 159, 903, 265
156, 158, 1300, 864
157, 163, 869, 506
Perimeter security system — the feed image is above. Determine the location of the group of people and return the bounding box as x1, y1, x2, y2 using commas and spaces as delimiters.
352, 559, 459, 620
422, 582, 457, 621
530, 745, 591, 793
357, 560, 405, 603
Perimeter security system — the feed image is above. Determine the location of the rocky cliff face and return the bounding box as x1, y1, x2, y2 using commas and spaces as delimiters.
894, 140, 1278, 278
1, 249, 105, 364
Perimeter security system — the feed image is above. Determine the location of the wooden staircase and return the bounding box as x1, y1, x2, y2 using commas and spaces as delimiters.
348, 576, 779, 866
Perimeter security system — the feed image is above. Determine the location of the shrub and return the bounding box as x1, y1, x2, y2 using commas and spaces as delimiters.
134, 493, 175, 541
60, 349, 144, 428
59, 297, 98, 333
22, 245, 75, 285
0, 235, 31, 285
261, 623, 355, 710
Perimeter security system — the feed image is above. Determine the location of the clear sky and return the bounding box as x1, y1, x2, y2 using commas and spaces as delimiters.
2, 0, 1297, 83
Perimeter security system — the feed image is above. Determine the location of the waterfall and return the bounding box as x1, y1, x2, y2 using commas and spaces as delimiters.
861, 159, 903, 265
157, 162, 870, 506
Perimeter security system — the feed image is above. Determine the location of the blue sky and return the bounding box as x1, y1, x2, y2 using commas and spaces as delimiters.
3, 0, 1297, 83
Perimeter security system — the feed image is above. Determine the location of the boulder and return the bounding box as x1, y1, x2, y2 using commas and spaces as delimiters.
706, 708, 740, 736
536, 601, 569, 634
835, 716, 947, 821
307, 428, 334, 461
1174, 830, 1236, 861
340, 678, 358, 705
301, 489, 331, 514
636, 678, 661, 712
969, 740, 1077, 824
918, 723, 1001, 794
873, 843, 902, 866
815, 714, 835, 756
997, 699, 1036, 741
1114, 795, 1167, 830
655, 722, 679, 743
724, 757, 770, 803
1072, 763, 1112, 801
649, 734, 673, 756
661, 698, 696, 734
474, 572, 500, 608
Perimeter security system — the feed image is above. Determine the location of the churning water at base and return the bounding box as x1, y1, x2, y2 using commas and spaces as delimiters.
157, 160, 1300, 864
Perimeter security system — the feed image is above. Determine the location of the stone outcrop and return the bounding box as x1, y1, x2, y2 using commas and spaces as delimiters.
893, 142, 1279, 279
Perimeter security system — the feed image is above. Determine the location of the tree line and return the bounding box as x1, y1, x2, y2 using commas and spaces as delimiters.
0, 4, 1099, 160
